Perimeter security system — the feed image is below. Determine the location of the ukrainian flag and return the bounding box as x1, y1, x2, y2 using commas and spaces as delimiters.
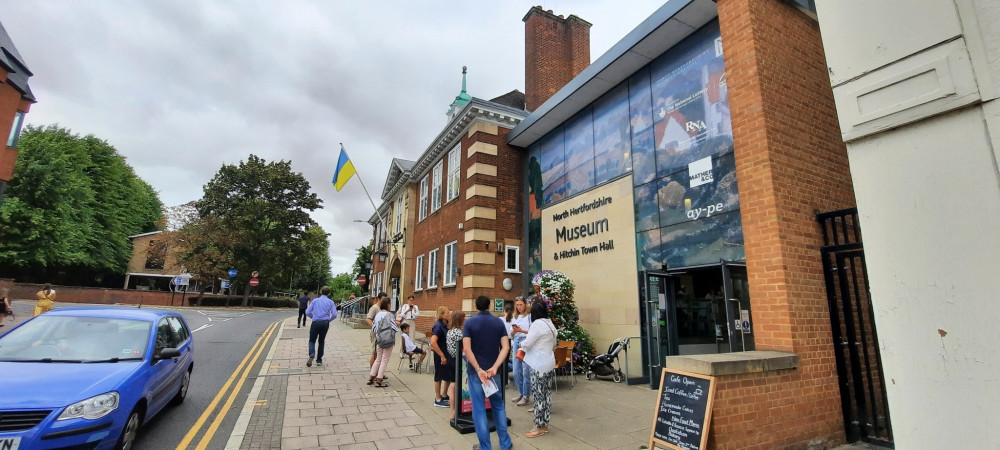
332, 145, 357, 192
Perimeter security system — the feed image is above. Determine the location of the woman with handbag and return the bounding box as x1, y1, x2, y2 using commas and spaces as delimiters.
507, 296, 532, 406
519, 299, 557, 438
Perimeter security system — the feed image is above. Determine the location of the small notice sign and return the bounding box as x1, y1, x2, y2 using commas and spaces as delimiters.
688, 156, 713, 188
649, 369, 716, 450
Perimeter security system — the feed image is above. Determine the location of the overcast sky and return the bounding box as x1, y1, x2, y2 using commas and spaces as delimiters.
2, 0, 666, 276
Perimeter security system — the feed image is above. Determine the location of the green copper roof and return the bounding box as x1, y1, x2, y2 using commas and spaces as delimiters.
449, 66, 472, 109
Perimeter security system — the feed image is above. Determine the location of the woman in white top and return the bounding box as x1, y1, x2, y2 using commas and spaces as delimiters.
506, 297, 532, 405
519, 299, 557, 438
396, 295, 420, 338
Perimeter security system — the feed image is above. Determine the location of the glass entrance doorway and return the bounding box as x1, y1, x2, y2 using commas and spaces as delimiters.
641, 262, 754, 388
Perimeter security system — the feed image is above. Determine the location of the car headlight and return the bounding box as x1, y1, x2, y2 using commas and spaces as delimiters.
58, 392, 119, 420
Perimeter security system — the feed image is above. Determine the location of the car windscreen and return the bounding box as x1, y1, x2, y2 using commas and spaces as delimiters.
0, 315, 152, 362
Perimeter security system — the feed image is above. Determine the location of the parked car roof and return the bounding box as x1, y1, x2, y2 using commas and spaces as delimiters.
43, 306, 179, 320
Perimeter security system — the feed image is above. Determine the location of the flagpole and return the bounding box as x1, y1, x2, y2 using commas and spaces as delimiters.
340, 143, 389, 238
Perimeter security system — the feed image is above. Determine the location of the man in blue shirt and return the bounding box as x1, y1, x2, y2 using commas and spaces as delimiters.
462, 295, 512, 450
305, 286, 337, 367
297, 291, 311, 328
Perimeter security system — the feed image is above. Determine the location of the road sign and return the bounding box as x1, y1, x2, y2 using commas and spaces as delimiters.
357, 275, 367, 285
173, 275, 190, 286
228, 269, 237, 278
249, 278, 259, 287
251, 270, 259, 278
221, 281, 231, 289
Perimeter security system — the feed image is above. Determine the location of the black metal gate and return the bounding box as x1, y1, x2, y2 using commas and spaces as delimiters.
818, 208, 893, 446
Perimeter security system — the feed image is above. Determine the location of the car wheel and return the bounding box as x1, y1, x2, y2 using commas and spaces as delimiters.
172, 369, 191, 405
116, 407, 142, 450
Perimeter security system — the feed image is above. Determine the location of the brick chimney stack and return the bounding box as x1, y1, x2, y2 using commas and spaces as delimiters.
523, 6, 592, 112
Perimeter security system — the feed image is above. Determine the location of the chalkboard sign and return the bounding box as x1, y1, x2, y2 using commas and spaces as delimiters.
648, 369, 716, 450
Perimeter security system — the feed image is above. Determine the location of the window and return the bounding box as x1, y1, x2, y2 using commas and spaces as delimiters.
505, 245, 520, 273
6, 111, 24, 148
167, 316, 190, 343
394, 194, 404, 234
414, 254, 425, 290
427, 248, 439, 288
155, 318, 179, 351
446, 145, 461, 202
419, 175, 429, 220
144, 240, 166, 270
444, 241, 458, 286
431, 160, 443, 212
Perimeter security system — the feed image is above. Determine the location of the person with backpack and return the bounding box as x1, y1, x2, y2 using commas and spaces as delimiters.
368, 297, 398, 387
305, 286, 338, 368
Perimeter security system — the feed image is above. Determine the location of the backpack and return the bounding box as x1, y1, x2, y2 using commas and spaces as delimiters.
375, 314, 397, 349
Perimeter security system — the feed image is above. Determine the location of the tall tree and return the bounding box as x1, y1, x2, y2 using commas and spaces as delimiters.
293, 225, 333, 294
191, 154, 321, 305
351, 243, 373, 293
0, 125, 162, 284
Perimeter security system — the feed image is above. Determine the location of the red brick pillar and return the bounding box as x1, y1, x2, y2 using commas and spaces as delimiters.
710, 0, 856, 447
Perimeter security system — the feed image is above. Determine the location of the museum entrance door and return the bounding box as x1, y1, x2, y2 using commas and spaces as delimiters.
641, 261, 754, 389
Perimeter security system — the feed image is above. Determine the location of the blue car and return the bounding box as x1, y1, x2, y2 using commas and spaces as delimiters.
0, 307, 194, 450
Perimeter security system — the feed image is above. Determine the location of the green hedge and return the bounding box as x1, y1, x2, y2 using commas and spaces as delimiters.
187, 295, 297, 308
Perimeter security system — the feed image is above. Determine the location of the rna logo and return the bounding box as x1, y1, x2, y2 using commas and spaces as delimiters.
685, 120, 707, 132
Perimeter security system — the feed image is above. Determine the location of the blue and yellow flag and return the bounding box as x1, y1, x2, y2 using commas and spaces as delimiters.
332, 145, 357, 192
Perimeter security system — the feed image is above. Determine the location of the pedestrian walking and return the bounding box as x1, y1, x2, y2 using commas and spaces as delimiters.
305, 286, 337, 368
462, 295, 513, 450
507, 296, 532, 406
297, 291, 311, 328
367, 292, 387, 369
368, 297, 397, 387
396, 294, 420, 338
520, 299, 557, 438
33, 284, 55, 317
430, 305, 453, 408
1, 288, 12, 327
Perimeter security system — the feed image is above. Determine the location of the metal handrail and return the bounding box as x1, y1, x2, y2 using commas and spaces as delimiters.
621, 336, 641, 385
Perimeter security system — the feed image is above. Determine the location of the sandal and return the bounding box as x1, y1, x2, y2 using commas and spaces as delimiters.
367, 376, 375, 386
375, 378, 388, 388
525, 427, 548, 438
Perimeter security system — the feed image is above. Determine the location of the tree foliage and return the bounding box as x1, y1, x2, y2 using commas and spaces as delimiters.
328, 272, 362, 302
0, 125, 163, 284
351, 244, 373, 293
178, 155, 322, 304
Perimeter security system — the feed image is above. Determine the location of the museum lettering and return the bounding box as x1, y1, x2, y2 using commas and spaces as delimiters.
555, 218, 610, 244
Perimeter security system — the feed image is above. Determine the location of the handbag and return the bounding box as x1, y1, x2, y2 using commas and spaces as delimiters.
516, 348, 526, 361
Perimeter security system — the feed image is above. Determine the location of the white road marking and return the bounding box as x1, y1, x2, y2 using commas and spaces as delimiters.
191, 324, 213, 333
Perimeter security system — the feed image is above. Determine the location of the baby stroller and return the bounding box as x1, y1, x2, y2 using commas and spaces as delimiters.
586, 337, 626, 383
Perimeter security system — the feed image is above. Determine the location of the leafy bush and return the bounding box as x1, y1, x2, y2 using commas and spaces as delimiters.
188, 295, 297, 308
531, 270, 596, 371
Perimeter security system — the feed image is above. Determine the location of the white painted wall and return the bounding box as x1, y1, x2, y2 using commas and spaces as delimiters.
817, 0, 1000, 447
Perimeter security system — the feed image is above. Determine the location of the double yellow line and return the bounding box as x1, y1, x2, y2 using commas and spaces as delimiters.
177, 319, 282, 450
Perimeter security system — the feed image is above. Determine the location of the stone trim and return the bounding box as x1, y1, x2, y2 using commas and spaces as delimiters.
464, 228, 497, 243
462, 275, 495, 288
665, 351, 799, 376
465, 184, 497, 199
465, 206, 497, 221
463, 252, 496, 265
467, 163, 497, 179
467, 142, 498, 157
467, 122, 499, 138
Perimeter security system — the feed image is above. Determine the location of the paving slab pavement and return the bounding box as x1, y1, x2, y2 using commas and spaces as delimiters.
230, 317, 660, 449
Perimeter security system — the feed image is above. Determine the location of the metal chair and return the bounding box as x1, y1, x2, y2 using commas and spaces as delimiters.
552, 346, 571, 391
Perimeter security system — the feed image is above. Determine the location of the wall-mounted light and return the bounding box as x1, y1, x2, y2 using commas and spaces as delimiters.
378, 251, 388, 263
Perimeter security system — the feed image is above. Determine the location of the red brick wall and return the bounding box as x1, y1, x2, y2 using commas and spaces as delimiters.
0, 66, 32, 181
6, 283, 181, 307
713, 0, 856, 447
523, 7, 592, 111
411, 123, 524, 333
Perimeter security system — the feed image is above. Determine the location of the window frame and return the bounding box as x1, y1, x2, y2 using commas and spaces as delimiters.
431, 160, 443, 213
427, 248, 439, 289
443, 241, 458, 286
394, 194, 404, 234
6, 111, 24, 148
446, 145, 461, 202
504, 245, 520, 273
414, 254, 425, 291
419, 175, 429, 221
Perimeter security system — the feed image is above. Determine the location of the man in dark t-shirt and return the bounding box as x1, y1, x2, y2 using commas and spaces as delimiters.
462, 295, 512, 450
297, 291, 311, 328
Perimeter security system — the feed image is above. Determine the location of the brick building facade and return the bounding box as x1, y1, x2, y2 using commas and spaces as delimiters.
508, 0, 858, 448
0, 21, 34, 204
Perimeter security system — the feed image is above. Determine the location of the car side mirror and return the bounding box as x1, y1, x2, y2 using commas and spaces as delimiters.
156, 348, 181, 360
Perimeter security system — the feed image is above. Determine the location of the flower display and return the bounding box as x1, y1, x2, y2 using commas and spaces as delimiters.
531, 270, 596, 370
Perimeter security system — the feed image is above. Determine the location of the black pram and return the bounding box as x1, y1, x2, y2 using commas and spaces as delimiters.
586, 337, 626, 383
